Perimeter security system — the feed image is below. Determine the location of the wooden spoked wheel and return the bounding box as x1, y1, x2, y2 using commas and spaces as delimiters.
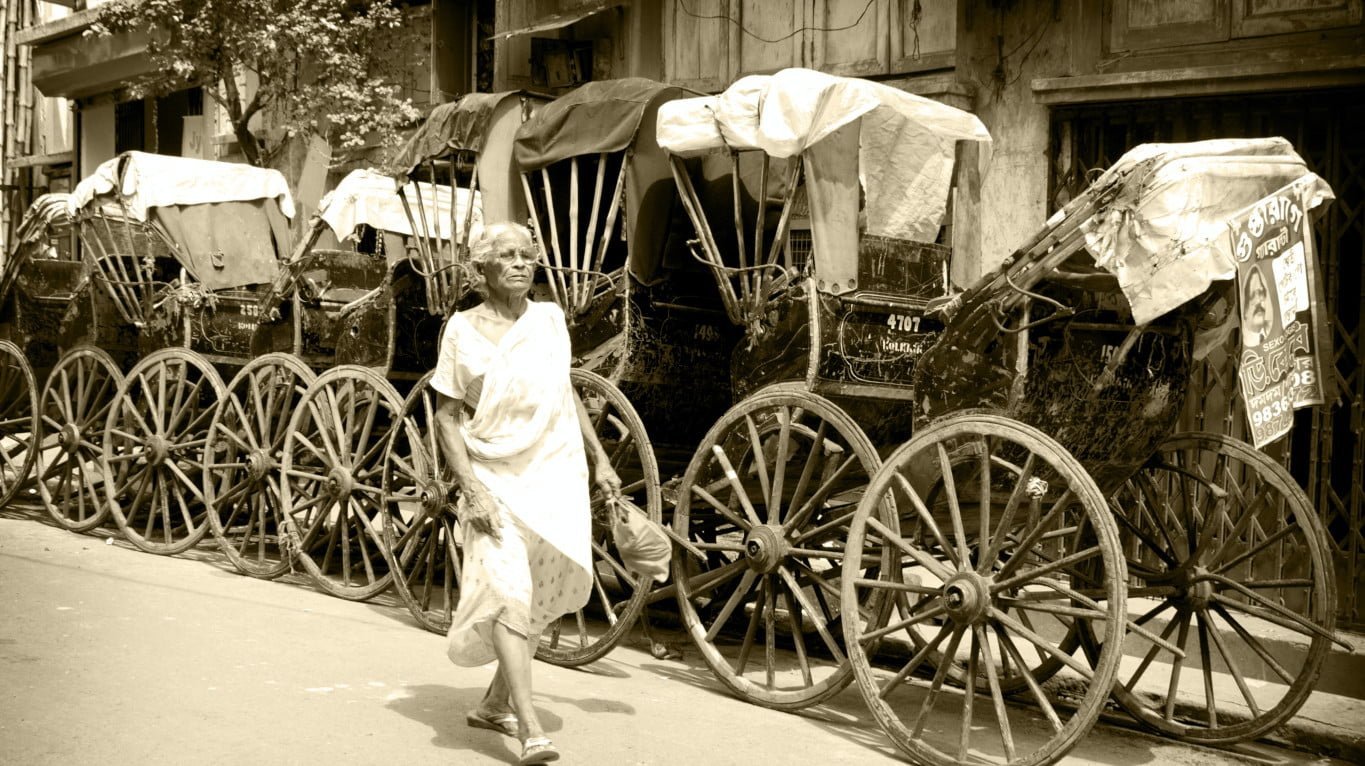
381, 371, 461, 633
1077, 432, 1336, 744
841, 414, 1125, 766
537, 368, 662, 667
280, 365, 402, 601
34, 347, 123, 531
0, 340, 39, 507
204, 354, 317, 579
673, 387, 878, 711
102, 349, 226, 554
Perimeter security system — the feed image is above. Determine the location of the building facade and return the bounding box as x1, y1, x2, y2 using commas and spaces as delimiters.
494, 0, 1365, 626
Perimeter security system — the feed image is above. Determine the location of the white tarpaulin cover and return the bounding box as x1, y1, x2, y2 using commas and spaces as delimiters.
319, 168, 482, 242
1079, 138, 1334, 325
69, 151, 296, 220
656, 68, 990, 292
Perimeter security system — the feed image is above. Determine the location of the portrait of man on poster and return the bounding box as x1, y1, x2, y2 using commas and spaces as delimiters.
1242, 265, 1275, 348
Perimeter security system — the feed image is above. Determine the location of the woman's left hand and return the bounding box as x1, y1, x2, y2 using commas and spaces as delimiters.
594, 458, 622, 498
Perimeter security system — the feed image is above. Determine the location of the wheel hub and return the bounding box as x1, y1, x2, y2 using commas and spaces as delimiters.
419, 481, 449, 516
56, 424, 81, 454
942, 571, 992, 624
743, 524, 789, 573
245, 449, 274, 483
326, 468, 354, 498
1187, 566, 1215, 608
145, 435, 171, 466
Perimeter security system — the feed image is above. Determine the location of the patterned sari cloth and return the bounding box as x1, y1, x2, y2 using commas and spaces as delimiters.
430, 301, 592, 665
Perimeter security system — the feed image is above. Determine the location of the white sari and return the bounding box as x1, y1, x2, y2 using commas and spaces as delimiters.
430, 301, 592, 666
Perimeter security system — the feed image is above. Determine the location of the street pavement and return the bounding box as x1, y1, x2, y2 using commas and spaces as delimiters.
0, 506, 1352, 766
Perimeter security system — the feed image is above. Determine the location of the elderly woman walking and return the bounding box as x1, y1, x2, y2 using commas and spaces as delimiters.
430, 222, 620, 765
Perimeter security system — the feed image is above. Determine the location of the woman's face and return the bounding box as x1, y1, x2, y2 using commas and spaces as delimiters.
481, 238, 536, 301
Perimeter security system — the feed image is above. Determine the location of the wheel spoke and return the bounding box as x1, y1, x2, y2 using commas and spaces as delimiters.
708, 445, 763, 528
990, 607, 1094, 680
976, 623, 1016, 761
689, 484, 753, 533
1122, 606, 1187, 694
878, 621, 951, 699
1203, 607, 1262, 718
993, 621, 1063, 731
857, 600, 947, 644
704, 569, 759, 643
783, 453, 860, 535
1210, 601, 1295, 684
935, 442, 971, 566
993, 489, 1074, 581
959, 629, 977, 761
733, 575, 766, 676
891, 472, 959, 569
991, 544, 1103, 593
911, 625, 965, 738
866, 516, 954, 582
767, 408, 792, 525
1162, 609, 1194, 721
784, 419, 828, 519
742, 414, 773, 523
976, 453, 1036, 572
777, 565, 845, 663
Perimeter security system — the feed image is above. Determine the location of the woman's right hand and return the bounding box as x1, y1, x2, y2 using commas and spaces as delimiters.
461, 482, 502, 542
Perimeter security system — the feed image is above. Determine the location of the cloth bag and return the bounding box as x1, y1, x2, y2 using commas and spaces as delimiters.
608, 494, 670, 584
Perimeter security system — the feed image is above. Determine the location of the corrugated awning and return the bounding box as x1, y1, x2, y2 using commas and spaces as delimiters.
494, 1, 624, 39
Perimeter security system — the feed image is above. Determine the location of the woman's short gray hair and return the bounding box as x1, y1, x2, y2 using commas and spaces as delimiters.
464, 222, 535, 296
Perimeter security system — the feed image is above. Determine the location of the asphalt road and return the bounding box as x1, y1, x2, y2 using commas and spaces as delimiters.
0, 507, 1347, 766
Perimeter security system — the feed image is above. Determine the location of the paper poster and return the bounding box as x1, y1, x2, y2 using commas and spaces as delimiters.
1229, 180, 1329, 448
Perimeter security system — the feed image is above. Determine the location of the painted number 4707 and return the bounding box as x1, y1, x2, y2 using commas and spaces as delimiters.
885, 313, 921, 332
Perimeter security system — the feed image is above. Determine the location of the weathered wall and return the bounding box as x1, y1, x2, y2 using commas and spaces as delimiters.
78, 101, 114, 178
954, 1, 1072, 283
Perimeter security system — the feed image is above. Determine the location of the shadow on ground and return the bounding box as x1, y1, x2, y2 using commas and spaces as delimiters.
384, 683, 570, 760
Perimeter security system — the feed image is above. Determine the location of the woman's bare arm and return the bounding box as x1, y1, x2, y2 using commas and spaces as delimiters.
434, 393, 501, 541
573, 390, 622, 496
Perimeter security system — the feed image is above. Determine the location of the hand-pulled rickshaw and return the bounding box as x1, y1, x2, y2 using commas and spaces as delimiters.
654, 68, 993, 711
833, 138, 1341, 764
0, 193, 76, 508
263, 157, 495, 602
202, 166, 474, 585
48, 152, 294, 554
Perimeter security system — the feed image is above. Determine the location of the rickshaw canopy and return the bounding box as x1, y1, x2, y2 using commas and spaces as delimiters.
512, 78, 695, 171
390, 91, 547, 226
656, 68, 991, 293
318, 168, 481, 247
513, 78, 696, 282
69, 151, 293, 291
1079, 138, 1334, 325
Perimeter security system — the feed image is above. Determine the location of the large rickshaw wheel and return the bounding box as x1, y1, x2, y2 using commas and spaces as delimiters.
841, 413, 1126, 766
103, 349, 226, 554
34, 347, 123, 531
204, 354, 317, 579
280, 365, 403, 601
381, 371, 461, 633
1077, 432, 1335, 744
537, 368, 662, 667
672, 386, 878, 711
0, 340, 39, 508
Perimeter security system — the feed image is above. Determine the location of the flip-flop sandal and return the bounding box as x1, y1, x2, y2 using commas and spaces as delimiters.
465, 709, 518, 737
519, 736, 559, 765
